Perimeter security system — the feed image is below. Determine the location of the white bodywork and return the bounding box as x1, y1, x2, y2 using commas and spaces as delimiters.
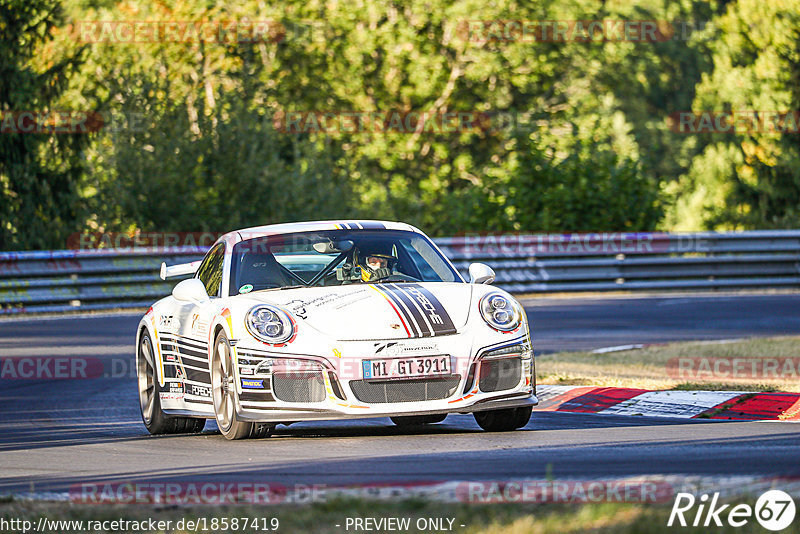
136, 220, 537, 423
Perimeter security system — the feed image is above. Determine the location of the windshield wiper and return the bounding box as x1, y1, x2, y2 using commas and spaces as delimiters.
263, 285, 307, 291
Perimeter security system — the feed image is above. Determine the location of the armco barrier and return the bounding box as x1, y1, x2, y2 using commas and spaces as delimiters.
1, 231, 799, 314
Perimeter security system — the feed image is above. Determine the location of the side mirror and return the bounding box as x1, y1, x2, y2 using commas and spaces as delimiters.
172, 278, 210, 303
468, 263, 495, 285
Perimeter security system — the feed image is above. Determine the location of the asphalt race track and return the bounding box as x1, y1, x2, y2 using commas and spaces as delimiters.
2, 293, 800, 496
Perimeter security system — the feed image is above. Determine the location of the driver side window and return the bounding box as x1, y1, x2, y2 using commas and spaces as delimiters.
196, 244, 225, 297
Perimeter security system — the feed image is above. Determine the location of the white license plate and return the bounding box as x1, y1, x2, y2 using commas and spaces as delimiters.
362, 355, 451, 379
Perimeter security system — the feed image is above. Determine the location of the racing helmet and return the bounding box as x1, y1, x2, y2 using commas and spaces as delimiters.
353, 242, 398, 282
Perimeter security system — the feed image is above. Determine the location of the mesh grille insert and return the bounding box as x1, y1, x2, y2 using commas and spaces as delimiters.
479, 358, 522, 392
272, 371, 326, 403
349, 375, 461, 403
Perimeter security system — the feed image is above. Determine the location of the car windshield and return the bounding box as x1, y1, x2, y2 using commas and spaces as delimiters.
228, 229, 461, 296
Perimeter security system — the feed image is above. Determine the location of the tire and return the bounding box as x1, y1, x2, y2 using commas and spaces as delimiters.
138, 331, 205, 435
211, 332, 272, 440
390, 414, 447, 426
473, 406, 532, 432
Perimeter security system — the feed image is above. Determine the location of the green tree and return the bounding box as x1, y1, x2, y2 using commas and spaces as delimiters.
0, 0, 88, 249
670, 0, 800, 229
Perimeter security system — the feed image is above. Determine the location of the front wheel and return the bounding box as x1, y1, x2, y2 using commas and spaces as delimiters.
473, 406, 532, 432
211, 332, 272, 440
137, 331, 205, 435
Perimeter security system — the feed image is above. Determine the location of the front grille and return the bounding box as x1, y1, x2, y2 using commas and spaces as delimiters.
272, 371, 326, 403
479, 358, 522, 392
349, 375, 461, 403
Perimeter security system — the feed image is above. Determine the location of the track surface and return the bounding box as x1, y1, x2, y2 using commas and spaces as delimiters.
1, 294, 800, 495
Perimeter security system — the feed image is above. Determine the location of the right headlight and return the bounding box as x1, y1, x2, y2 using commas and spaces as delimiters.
245, 305, 295, 344
479, 292, 523, 332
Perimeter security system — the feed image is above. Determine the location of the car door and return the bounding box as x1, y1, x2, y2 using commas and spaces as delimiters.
163, 243, 226, 407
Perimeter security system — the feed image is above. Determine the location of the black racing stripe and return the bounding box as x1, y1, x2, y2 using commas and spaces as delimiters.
176, 346, 208, 362
373, 284, 421, 338
159, 336, 207, 353
381, 285, 432, 337
173, 335, 208, 350
357, 221, 385, 229
161, 364, 179, 380
393, 283, 457, 336
184, 367, 211, 384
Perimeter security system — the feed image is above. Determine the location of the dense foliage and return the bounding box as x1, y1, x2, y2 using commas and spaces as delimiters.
1, 0, 798, 249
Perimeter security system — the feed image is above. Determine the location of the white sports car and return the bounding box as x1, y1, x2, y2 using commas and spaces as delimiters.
136, 220, 537, 439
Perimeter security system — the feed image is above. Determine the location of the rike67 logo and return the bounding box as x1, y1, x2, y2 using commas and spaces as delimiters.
668, 490, 796, 531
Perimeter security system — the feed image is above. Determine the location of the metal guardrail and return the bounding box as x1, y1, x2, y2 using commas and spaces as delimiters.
1, 230, 799, 314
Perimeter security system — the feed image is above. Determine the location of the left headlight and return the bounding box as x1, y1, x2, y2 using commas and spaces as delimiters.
245, 305, 295, 344
479, 292, 522, 332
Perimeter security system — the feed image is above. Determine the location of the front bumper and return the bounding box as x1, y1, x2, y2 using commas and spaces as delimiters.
232, 335, 537, 423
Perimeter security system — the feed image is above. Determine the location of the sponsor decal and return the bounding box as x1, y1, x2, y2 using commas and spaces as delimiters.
373, 341, 439, 357
159, 391, 184, 401
286, 289, 369, 320
239, 284, 254, 294
241, 379, 264, 389
332, 348, 342, 359
159, 315, 180, 331
190, 384, 211, 397
190, 314, 208, 336
169, 383, 184, 394
287, 299, 308, 319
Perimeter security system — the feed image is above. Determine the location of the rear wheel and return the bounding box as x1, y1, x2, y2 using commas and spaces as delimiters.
137, 331, 205, 435
211, 332, 273, 440
390, 414, 447, 427
473, 406, 532, 432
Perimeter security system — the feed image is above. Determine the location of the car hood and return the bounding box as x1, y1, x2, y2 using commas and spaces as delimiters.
245, 282, 472, 340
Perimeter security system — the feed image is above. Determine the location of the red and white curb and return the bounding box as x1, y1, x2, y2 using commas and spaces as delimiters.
536, 385, 800, 421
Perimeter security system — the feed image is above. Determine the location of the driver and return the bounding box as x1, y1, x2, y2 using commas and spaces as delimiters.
353, 243, 398, 282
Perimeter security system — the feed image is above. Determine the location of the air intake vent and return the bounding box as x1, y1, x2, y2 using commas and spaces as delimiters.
272, 371, 326, 403
349, 375, 461, 403
479, 358, 521, 392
